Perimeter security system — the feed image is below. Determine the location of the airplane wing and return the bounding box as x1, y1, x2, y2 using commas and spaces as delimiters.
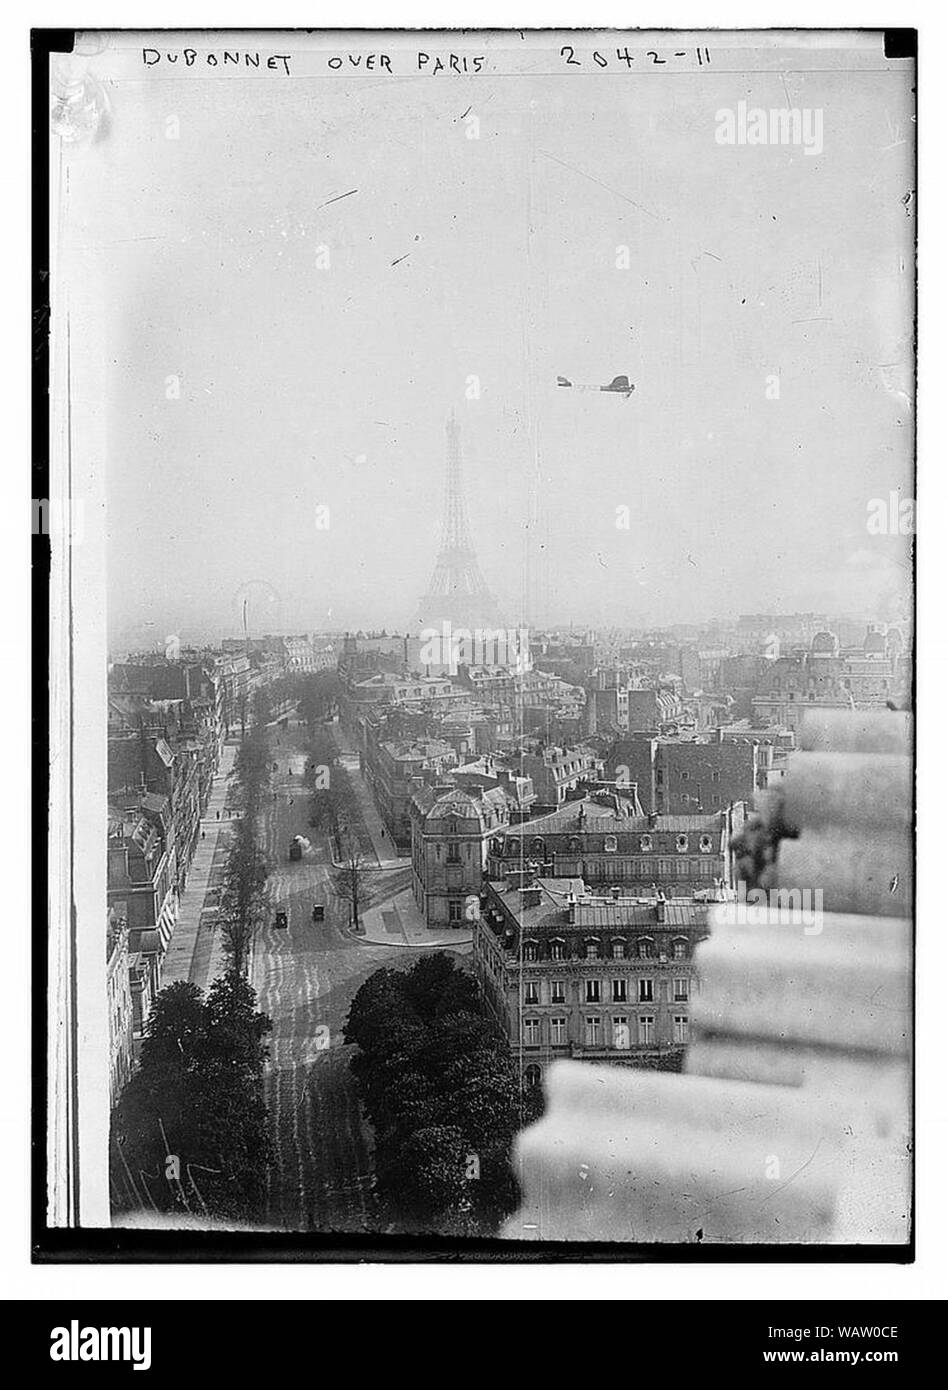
608, 375, 631, 390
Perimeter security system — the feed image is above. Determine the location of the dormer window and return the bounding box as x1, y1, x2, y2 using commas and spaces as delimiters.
604, 834, 618, 853
637, 937, 653, 960
676, 834, 689, 853
585, 938, 601, 960
524, 940, 538, 963
611, 938, 626, 960
639, 835, 652, 852
699, 834, 713, 853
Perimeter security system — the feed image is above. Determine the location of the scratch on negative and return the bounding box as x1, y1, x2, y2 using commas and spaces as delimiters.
319, 189, 358, 209
537, 148, 664, 223
759, 1138, 824, 1205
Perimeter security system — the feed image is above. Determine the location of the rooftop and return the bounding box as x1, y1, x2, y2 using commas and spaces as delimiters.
500, 799, 725, 837
485, 877, 713, 936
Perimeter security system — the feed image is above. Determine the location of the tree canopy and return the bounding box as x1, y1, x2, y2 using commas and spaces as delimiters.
344, 955, 528, 1234
110, 971, 272, 1225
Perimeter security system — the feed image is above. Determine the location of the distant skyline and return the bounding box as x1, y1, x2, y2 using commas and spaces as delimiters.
62, 33, 913, 651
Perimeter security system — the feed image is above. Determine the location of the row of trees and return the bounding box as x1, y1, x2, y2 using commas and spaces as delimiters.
345, 956, 538, 1234
219, 706, 273, 973
110, 973, 272, 1223
303, 726, 372, 931
295, 669, 340, 729
110, 681, 281, 1221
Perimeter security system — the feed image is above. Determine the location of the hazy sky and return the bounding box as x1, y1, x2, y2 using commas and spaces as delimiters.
61, 31, 915, 650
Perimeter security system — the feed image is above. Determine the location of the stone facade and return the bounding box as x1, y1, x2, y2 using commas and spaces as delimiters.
410, 785, 509, 929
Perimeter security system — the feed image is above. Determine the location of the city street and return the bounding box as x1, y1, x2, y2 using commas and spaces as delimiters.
252, 721, 455, 1232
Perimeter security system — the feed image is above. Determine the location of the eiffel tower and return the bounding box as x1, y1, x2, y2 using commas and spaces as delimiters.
416, 412, 503, 638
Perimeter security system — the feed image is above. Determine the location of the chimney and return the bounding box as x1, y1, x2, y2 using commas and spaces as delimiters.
647, 811, 658, 829
655, 898, 666, 923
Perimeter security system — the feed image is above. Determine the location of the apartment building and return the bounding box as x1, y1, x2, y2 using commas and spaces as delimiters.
487, 797, 739, 896
473, 877, 712, 1080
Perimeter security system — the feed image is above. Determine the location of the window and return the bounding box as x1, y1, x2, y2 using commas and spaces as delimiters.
638, 978, 654, 1003
523, 940, 538, 962
604, 834, 618, 853
549, 939, 565, 961
674, 1015, 690, 1043
550, 1017, 567, 1046
673, 977, 689, 1002
523, 1017, 541, 1046
699, 834, 713, 853
585, 938, 601, 960
447, 840, 461, 863
530, 837, 545, 857
638, 1015, 654, 1045
637, 938, 653, 960
585, 979, 601, 1004
523, 981, 539, 1005
639, 835, 652, 852
612, 938, 626, 960
612, 1016, 631, 1049
524, 1063, 542, 1087
673, 938, 688, 960
551, 979, 566, 1004
680, 770, 689, 782
612, 979, 627, 1003
676, 834, 689, 853
448, 900, 462, 923
584, 1016, 602, 1047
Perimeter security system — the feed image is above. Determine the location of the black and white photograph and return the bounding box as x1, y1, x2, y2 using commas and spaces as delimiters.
28, 18, 929, 1293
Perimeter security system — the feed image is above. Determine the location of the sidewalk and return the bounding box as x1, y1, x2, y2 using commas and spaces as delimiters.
354, 886, 472, 950
331, 729, 406, 869
161, 742, 238, 989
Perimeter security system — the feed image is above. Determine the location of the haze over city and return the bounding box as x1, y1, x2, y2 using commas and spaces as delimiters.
62, 41, 913, 652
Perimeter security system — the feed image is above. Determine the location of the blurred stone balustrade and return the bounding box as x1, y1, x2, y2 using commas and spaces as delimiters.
505, 708, 912, 1244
